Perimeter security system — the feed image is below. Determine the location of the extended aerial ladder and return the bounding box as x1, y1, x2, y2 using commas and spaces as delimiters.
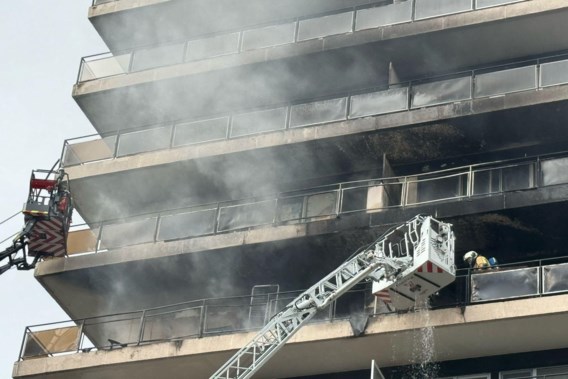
210, 215, 455, 379
0, 166, 73, 275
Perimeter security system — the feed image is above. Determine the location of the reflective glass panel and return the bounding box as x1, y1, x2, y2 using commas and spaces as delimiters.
186, 33, 239, 61
541, 157, 568, 186
157, 209, 217, 240
542, 263, 568, 294
80, 53, 131, 81
298, 12, 354, 41
100, 218, 157, 249
131, 43, 185, 72
471, 268, 538, 302
474, 66, 536, 98
501, 164, 534, 191
411, 76, 472, 108
242, 22, 296, 51
141, 307, 202, 342
540, 59, 568, 87
415, 0, 472, 20
117, 126, 172, 156
218, 201, 275, 231
350, 87, 408, 118
355, 1, 412, 31
290, 97, 347, 128
476, 0, 523, 8
407, 174, 467, 205
230, 107, 287, 137
173, 117, 228, 146
63, 135, 117, 166
305, 192, 337, 218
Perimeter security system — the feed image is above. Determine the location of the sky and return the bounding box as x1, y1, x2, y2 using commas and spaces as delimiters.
0, 1, 106, 376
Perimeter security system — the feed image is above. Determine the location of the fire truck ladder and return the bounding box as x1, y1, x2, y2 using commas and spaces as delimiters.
209, 214, 454, 379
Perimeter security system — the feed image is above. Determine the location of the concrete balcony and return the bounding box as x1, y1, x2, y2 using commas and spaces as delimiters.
65, 57, 568, 223
13, 294, 568, 379
88, 0, 386, 52
75, 0, 568, 135
34, 153, 568, 320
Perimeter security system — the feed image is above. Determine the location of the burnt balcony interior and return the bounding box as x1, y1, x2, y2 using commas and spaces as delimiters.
38, 203, 568, 321
76, 5, 568, 136
90, 0, 390, 52
70, 99, 568, 224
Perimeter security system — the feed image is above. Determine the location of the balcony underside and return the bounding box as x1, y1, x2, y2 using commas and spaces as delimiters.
89, 0, 384, 52
76, 1, 568, 134
13, 295, 568, 379
36, 191, 568, 320
67, 95, 568, 223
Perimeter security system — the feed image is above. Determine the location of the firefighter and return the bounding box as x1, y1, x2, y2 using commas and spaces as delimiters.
463, 251, 490, 270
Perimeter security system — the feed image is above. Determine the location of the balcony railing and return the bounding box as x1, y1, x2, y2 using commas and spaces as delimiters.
64, 52, 568, 168
63, 152, 568, 256
79, 0, 531, 83
18, 255, 568, 360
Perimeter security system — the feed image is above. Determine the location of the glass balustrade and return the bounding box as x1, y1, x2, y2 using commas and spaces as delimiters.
20, 255, 568, 359
411, 76, 472, 108
474, 65, 537, 98
289, 97, 348, 128
80, 0, 535, 83
540, 59, 568, 88
68, 53, 568, 164
355, 1, 412, 31
415, 0, 472, 20
64, 153, 565, 256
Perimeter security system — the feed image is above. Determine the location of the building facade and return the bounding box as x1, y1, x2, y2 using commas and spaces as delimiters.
12, 0, 568, 378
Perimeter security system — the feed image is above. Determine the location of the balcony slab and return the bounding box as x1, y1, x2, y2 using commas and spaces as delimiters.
75, 0, 568, 134
13, 294, 568, 379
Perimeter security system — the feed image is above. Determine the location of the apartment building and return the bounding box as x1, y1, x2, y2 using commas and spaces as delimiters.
12, 0, 568, 378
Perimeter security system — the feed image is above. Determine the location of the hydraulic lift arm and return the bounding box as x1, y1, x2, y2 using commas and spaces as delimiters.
210, 215, 455, 379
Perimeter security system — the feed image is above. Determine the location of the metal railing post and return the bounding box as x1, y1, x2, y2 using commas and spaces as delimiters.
95, 222, 104, 253
199, 304, 206, 338
17, 327, 29, 361
76, 320, 85, 353
137, 310, 147, 345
